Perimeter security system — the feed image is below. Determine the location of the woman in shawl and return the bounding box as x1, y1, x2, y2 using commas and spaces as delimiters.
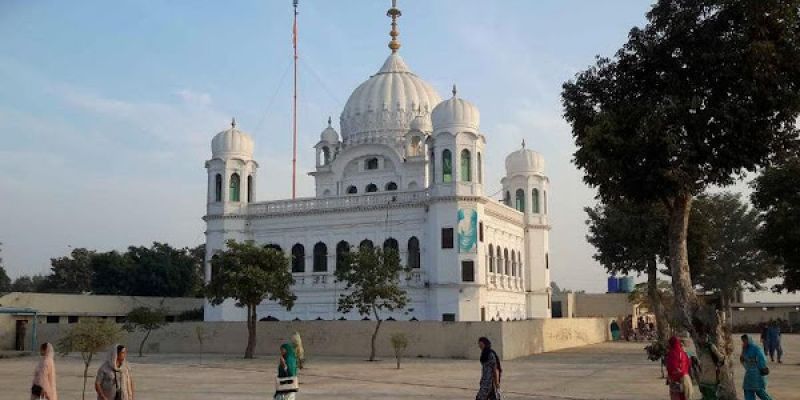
475, 337, 502, 400
274, 343, 298, 400
665, 336, 691, 400
739, 335, 773, 400
95, 344, 134, 400
291, 332, 305, 369
31, 342, 57, 400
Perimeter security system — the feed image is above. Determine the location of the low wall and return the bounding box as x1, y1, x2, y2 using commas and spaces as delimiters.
30, 318, 609, 360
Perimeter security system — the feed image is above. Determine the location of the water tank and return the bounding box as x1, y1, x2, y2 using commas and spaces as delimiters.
619, 276, 635, 293
607, 276, 619, 293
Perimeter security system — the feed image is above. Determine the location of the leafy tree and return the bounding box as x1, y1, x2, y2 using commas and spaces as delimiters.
58, 318, 121, 400
751, 157, 800, 292
205, 240, 296, 359
390, 333, 409, 369
691, 193, 780, 308
0, 243, 10, 293
10, 275, 48, 292
335, 246, 409, 361
90, 250, 133, 295
562, 2, 800, 398
585, 201, 671, 341
48, 248, 94, 293
124, 306, 167, 357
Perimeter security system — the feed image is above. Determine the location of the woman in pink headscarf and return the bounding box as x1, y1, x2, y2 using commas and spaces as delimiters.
31, 342, 57, 400
665, 336, 691, 400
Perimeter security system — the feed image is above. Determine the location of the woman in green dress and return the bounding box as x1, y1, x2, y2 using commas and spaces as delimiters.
274, 343, 298, 400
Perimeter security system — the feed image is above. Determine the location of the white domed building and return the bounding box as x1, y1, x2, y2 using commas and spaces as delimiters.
204, 5, 551, 322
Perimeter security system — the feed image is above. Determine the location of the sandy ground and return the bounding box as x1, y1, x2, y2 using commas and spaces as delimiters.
1, 335, 797, 400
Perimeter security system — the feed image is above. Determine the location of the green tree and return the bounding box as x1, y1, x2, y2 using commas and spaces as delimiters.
562, 2, 800, 398
126, 242, 202, 297
335, 246, 409, 361
205, 240, 296, 359
58, 318, 121, 400
90, 250, 133, 295
10, 275, 48, 292
0, 242, 10, 293
585, 201, 672, 341
48, 248, 94, 293
751, 157, 800, 292
124, 306, 167, 357
390, 333, 409, 369
691, 193, 780, 309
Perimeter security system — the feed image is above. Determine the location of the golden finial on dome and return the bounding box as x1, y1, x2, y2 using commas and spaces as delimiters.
387, 0, 402, 53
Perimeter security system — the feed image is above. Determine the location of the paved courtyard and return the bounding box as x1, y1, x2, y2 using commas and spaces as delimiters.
1, 336, 797, 400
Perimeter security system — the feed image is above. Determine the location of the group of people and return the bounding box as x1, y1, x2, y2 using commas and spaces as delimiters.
759, 320, 784, 364
31, 342, 133, 400
665, 333, 775, 400
29, 331, 306, 400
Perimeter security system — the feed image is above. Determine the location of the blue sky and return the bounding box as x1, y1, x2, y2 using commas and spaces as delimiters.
0, 0, 658, 292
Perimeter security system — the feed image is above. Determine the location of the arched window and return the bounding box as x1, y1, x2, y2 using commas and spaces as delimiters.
546, 253, 550, 269
365, 158, 379, 170
442, 149, 452, 183
359, 239, 373, 251
408, 237, 420, 269
515, 189, 525, 212
511, 250, 516, 276
336, 241, 350, 270
532, 189, 541, 213
496, 246, 502, 274
247, 175, 253, 202
291, 244, 305, 273
322, 147, 331, 164
365, 183, 378, 193
347, 186, 358, 194
460, 149, 471, 182
504, 191, 511, 206
383, 238, 399, 255
488, 244, 494, 273
429, 150, 436, 183
477, 152, 483, 183
214, 174, 222, 202
503, 248, 509, 275
229, 173, 240, 202
518, 252, 523, 276
385, 182, 398, 191
313, 242, 327, 272
408, 181, 418, 190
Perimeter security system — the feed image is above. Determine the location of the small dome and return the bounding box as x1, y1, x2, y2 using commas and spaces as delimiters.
211, 119, 254, 159
431, 87, 480, 131
505, 144, 545, 175
320, 117, 340, 143
409, 114, 431, 132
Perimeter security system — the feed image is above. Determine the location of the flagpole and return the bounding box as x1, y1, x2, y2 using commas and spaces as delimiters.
292, 0, 298, 199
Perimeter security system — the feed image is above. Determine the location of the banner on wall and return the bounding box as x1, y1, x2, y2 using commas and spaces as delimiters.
457, 208, 478, 253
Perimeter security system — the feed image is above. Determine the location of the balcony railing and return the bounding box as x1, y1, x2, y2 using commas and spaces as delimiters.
248, 190, 429, 216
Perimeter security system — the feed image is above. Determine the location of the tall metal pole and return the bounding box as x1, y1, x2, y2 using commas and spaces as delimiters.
292, 0, 299, 199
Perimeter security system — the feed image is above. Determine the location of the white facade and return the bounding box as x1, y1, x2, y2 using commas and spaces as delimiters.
203, 11, 551, 322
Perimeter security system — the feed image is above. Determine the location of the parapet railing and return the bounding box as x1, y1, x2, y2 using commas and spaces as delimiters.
247, 189, 430, 216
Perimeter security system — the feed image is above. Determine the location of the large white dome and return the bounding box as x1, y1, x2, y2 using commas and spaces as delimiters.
211, 120, 254, 159
431, 91, 480, 131
340, 54, 441, 142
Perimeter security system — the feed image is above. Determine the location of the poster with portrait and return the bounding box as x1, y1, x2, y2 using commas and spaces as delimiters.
457, 208, 478, 253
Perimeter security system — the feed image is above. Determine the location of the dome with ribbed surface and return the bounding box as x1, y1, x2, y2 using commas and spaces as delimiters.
340, 54, 441, 142
211, 122, 254, 159
431, 94, 480, 131
505, 146, 545, 175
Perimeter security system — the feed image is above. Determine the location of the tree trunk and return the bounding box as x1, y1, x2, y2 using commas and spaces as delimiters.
369, 307, 382, 361
647, 258, 670, 342
667, 194, 738, 400
245, 304, 257, 359
138, 329, 152, 357
82, 358, 90, 400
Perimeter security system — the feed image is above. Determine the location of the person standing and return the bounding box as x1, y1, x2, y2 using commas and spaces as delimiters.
291, 332, 305, 369
31, 342, 57, 400
759, 323, 769, 352
765, 321, 782, 363
95, 344, 134, 400
696, 333, 724, 400
274, 343, 298, 400
740, 335, 773, 400
475, 337, 502, 400
665, 336, 691, 400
